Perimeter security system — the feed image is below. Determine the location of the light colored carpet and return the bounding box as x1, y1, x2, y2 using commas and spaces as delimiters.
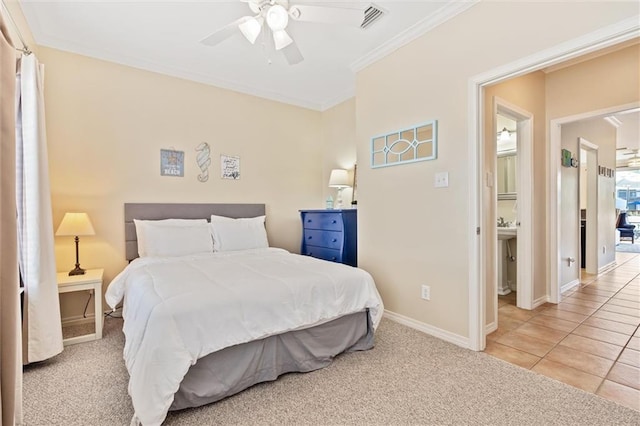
616, 243, 640, 253
24, 317, 639, 425
62, 321, 96, 340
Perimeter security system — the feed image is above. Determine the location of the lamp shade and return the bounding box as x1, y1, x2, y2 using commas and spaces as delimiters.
328, 169, 351, 188
272, 29, 293, 50
239, 16, 262, 44
266, 4, 289, 31
55, 212, 95, 237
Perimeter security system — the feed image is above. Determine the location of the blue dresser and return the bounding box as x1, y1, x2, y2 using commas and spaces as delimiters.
300, 209, 357, 267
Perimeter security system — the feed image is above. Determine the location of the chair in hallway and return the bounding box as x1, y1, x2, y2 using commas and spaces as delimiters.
616, 211, 635, 244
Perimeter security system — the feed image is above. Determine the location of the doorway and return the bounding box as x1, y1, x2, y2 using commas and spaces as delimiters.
467, 21, 638, 352
579, 138, 599, 276
494, 99, 534, 313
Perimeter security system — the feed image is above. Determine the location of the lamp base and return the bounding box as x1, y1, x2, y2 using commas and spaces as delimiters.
68, 266, 86, 276
335, 188, 344, 209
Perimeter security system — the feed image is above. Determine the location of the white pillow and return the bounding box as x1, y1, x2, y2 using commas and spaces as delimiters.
210, 215, 268, 252
134, 219, 209, 257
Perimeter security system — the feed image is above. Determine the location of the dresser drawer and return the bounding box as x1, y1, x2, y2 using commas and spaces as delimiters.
302, 212, 343, 231
303, 229, 343, 250
302, 246, 343, 263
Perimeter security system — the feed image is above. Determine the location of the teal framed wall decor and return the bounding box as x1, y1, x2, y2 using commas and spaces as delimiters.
370, 120, 437, 168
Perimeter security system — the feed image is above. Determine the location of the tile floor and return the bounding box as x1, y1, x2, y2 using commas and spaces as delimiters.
485, 251, 640, 411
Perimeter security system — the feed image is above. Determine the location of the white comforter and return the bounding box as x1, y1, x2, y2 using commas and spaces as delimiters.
105, 248, 383, 426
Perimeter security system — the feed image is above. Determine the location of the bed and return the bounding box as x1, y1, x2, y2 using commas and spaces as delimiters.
105, 203, 383, 426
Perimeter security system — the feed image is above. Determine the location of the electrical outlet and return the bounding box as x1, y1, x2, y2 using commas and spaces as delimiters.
421, 285, 430, 300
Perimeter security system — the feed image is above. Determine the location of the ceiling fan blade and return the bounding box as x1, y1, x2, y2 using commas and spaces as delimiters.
619, 149, 640, 157
289, 5, 364, 27
200, 16, 251, 46
282, 41, 304, 65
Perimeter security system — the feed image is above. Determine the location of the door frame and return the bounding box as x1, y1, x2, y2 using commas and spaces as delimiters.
467, 17, 639, 351
579, 138, 599, 275
494, 98, 534, 310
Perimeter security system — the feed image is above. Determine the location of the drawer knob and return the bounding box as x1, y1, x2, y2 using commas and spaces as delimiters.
332, 257, 337, 261
308, 236, 313, 240
332, 220, 337, 224
332, 238, 337, 242
307, 219, 312, 223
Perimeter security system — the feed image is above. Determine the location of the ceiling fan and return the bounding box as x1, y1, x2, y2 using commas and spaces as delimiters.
617, 148, 640, 167
200, 0, 367, 65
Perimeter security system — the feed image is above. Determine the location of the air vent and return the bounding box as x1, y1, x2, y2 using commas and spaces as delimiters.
361, 4, 384, 29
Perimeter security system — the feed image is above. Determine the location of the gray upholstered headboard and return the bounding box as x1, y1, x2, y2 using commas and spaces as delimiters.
124, 203, 266, 261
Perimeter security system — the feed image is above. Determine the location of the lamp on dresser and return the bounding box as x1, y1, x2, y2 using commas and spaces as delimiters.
55, 212, 95, 276
328, 169, 351, 209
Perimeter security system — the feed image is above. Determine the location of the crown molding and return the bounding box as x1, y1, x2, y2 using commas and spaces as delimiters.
320, 88, 355, 112
470, 15, 639, 87
350, 0, 480, 73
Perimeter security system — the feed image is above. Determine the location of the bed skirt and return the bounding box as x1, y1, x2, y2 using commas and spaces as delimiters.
170, 310, 373, 410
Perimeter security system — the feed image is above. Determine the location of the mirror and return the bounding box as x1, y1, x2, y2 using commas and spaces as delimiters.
497, 150, 517, 200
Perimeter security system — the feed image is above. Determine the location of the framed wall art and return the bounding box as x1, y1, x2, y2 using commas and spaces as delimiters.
221, 155, 240, 180
160, 149, 184, 177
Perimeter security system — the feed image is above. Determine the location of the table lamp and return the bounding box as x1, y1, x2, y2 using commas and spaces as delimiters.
56, 212, 95, 276
329, 169, 351, 209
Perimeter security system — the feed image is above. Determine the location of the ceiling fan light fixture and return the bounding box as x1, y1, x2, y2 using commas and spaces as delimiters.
239, 16, 263, 44
273, 29, 293, 50
266, 4, 289, 31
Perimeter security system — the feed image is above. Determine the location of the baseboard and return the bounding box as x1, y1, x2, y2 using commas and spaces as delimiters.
560, 278, 580, 295
61, 315, 95, 326
383, 310, 469, 349
598, 261, 616, 274
532, 295, 549, 309
485, 321, 497, 335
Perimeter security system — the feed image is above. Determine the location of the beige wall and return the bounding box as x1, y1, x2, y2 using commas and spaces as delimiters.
320, 98, 356, 208
40, 47, 324, 320
546, 44, 640, 121
356, 1, 637, 338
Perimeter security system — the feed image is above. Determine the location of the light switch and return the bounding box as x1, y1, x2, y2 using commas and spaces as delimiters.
435, 172, 449, 188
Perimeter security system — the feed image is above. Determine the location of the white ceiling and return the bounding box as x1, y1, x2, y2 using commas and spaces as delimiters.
18, 0, 476, 111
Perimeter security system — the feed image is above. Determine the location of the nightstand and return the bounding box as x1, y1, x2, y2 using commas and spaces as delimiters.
300, 209, 357, 266
57, 268, 104, 346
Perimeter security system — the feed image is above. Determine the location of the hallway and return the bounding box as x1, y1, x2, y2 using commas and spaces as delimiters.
486, 252, 640, 411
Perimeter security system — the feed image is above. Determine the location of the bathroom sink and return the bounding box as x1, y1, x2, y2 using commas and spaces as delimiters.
497, 227, 517, 240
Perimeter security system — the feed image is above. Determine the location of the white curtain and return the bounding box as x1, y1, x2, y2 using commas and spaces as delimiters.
16, 53, 62, 363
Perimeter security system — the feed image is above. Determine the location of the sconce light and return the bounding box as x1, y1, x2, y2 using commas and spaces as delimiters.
328, 169, 351, 209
